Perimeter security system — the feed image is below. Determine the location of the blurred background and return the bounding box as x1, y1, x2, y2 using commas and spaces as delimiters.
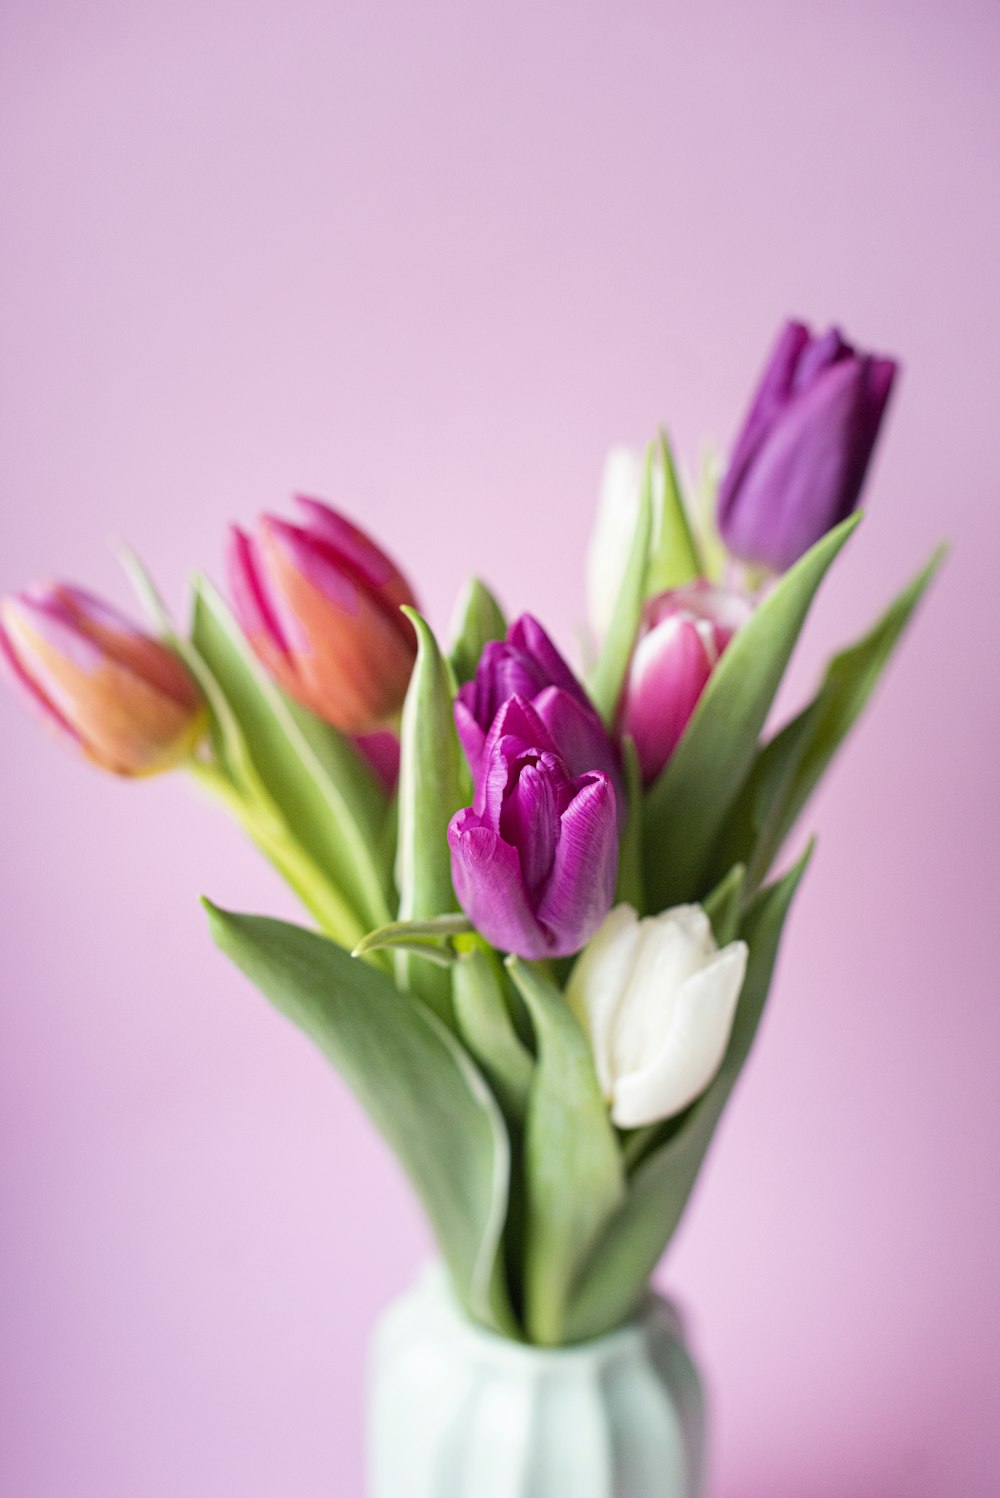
1, 1, 998, 1494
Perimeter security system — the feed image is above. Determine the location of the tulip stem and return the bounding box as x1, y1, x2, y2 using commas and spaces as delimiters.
187, 759, 371, 954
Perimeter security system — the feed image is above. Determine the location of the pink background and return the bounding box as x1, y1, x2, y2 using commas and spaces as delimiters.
1, 2, 997, 1494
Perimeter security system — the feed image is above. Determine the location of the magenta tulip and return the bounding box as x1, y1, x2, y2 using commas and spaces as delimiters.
455, 613, 622, 809
448, 696, 618, 959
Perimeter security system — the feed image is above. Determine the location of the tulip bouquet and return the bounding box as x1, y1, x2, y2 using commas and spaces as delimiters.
1, 321, 940, 1351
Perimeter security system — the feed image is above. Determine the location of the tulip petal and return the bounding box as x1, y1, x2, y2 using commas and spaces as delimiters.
508, 614, 590, 708
497, 759, 559, 893
535, 772, 619, 957
0, 607, 81, 741
448, 811, 549, 959
293, 496, 416, 610
622, 616, 714, 783
533, 685, 624, 802
720, 320, 811, 512
610, 941, 748, 1128
566, 903, 642, 1097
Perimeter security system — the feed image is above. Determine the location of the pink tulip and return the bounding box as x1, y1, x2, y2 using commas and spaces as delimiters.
228, 497, 418, 735
0, 583, 204, 777
620, 581, 752, 784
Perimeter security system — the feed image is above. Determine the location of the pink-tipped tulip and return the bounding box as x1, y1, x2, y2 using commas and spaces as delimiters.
0, 584, 204, 777
228, 497, 419, 735
620, 581, 752, 784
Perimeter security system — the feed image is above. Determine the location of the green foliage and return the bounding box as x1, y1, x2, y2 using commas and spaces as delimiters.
205, 905, 517, 1337
395, 610, 467, 1023
507, 959, 626, 1345
645, 429, 703, 594
642, 515, 860, 909
453, 947, 534, 1127
449, 577, 507, 684
709, 547, 946, 894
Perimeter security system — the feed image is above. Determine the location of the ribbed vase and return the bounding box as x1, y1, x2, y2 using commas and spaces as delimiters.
368, 1264, 705, 1498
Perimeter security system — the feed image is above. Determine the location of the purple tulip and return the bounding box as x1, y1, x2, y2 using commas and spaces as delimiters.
448, 696, 618, 959
717, 321, 898, 572
620, 581, 752, 785
455, 613, 622, 809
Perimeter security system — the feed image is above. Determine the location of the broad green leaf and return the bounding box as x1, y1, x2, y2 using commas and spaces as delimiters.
395, 609, 466, 1022
642, 515, 859, 909
449, 577, 507, 684
453, 947, 534, 1126
205, 905, 517, 1336
587, 446, 653, 726
710, 547, 945, 894
190, 580, 392, 937
563, 844, 812, 1342
507, 958, 626, 1345
645, 430, 703, 594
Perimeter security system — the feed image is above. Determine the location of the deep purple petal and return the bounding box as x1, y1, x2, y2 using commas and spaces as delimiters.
718, 320, 811, 528
507, 613, 590, 707
535, 772, 618, 957
721, 357, 867, 571
532, 685, 623, 816
498, 761, 559, 892
454, 687, 487, 777
448, 810, 550, 959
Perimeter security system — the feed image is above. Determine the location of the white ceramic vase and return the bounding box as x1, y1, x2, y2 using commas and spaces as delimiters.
368, 1263, 705, 1498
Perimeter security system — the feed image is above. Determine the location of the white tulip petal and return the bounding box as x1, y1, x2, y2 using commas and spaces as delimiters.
610, 942, 748, 1129
566, 903, 641, 1098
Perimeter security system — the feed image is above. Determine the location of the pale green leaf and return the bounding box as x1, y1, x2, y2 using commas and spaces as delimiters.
449, 577, 507, 685
205, 904, 517, 1336
645, 429, 703, 594
507, 958, 626, 1345
395, 609, 466, 1022
710, 547, 945, 894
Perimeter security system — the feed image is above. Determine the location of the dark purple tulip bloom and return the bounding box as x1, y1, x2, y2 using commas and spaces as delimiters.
717, 321, 898, 572
455, 613, 622, 811
448, 696, 618, 960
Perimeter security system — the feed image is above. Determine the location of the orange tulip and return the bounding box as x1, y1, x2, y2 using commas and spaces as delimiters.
228, 497, 418, 734
0, 584, 204, 776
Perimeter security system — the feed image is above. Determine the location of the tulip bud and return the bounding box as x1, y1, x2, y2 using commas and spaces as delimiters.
455, 613, 623, 812
620, 581, 752, 784
448, 696, 618, 960
717, 320, 898, 573
0, 584, 204, 777
567, 903, 747, 1129
228, 497, 419, 734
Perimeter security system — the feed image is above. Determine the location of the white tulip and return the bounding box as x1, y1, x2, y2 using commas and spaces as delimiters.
586, 447, 665, 642
567, 903, 748, 1129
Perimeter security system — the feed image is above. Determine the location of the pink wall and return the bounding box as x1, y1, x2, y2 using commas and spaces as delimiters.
1, 1, 997, 1493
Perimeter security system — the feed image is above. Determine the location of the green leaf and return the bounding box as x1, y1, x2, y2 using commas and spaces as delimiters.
205, 904, 517, 1336
453, 947, 534, 1126
642, 514, 860, 909
449, 577, 507, 684
507, 958, 626, 1345
352, 914, 473, 958
702, 862, 747, 947
395, 609, 466, 1022
645, 430, 703, 594
587, 446, 654, 726
614, 736, 646, 911
189, 580, 392, 939
563, 844, 812, 1342
711, 547, 946, 894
